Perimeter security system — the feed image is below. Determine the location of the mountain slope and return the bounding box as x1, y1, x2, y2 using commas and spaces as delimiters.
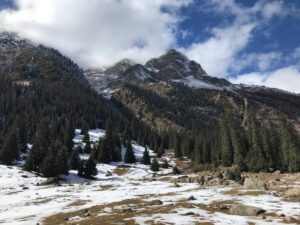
86, 49, 300, 172
0, 33, 138, 166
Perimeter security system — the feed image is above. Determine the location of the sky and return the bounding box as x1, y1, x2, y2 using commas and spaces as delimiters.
0, 0, 299, 93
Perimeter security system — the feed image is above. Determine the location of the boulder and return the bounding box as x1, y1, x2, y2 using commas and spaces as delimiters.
284, 216, 300, 224
183, 212, 195, 216
230, 204, 265, 216
219, 204, 231, 210
283, 187, 300, 200
244, 177, 266, 190
188, 195, 197, 200
105, 171, 112, 177
172, 183, 180, 188
148, 200, 163, 205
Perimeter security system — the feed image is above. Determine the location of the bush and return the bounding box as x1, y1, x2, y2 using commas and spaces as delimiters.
172, 166, 180, 175
161, 159, 169, 169
150, 158, 160, 172
227, 166, 241, 181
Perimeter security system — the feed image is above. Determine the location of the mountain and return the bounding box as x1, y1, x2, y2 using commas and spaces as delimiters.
0, 32, 150, 167
86, 49, 300, 172
0, 33, 299, 173
85, 49, 233, 95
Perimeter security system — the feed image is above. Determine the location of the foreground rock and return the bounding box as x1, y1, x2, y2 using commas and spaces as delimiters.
283, 188, 300, 201
148, 200, 163, 205
244, 177, 266, 190
230, 204, 266, 216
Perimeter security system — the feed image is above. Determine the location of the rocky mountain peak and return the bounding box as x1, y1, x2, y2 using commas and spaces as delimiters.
104, 58, 135, 76
145, 49, 207, 81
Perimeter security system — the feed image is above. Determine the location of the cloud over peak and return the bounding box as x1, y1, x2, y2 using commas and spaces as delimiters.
0, 0, 191, 67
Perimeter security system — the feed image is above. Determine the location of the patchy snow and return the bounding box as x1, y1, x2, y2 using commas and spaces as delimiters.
0, 129, 299, 225
0, 162, 299, 225
173, 76, 221, 90
73, 128, 105, 145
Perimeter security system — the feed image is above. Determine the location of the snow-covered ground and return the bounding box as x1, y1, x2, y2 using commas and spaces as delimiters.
0, 129, 299, 225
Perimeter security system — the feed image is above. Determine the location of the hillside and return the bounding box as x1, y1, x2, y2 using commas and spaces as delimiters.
85, 49, 300, 173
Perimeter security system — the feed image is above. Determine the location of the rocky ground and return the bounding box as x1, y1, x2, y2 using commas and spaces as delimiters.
0, 130, 299, 225
0, 154, 299, 225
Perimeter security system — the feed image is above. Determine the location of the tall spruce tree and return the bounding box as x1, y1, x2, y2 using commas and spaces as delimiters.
84, 154, 98, 177
69, 148, 80, 170
220, 116, 233, 166
141, 147, 151, 165
40, 147, 57, 177
124, 140, 136, 163
98, 119, 115, 163
150, 157, 160, 172
0, 128, 19, 165
64, 121, 75, 152
24, 120, 51, 172
55, 146, 70, 175
83, 133, 91, 154
174, 135, 182, 158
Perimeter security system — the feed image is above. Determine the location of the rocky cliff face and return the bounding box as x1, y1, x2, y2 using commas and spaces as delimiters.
0, 32, 87, 86
84, 49, 300, 133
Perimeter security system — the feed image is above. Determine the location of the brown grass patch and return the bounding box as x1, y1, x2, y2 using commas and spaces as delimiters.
99, 184, 114, 191
67, 200, 89, 207
44, 195, 219, 225
222, 188, 266, 196
25, 198, 52, 206
113, 167, 130, 176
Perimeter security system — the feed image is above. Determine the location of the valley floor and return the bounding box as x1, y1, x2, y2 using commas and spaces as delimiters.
0, 130, 299, 225
0, 161, 299, 225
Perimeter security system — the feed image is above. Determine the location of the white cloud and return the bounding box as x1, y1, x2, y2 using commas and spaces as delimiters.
183, 23, 255, 76
182, 0, 289, 77
233, 51, 282, 72
254, 0, 285, 20
230, 66, 300, 94
0, 0, 191, 68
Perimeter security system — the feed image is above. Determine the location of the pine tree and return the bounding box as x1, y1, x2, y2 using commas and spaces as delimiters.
246, 114, 266, 172
83, 133, 91, 154
141, 147, 151, 165
69, 148, 80, 170
220, 117, 233, 166
78, 160, 85, 177
98, 119, 115, 163
64, 121, 74, 152
279, 120, 300, 172
24, 120, 51, 172
161, 159, 169, 168
0, 128, 19, 165
112, 134, 121, 162
98, 137, 112, 163
174, 135, 182, 158
81, 123, 89, 135
55, 146, 69, 175
150, 157, 160, 172
124, 141, 136, 163
193, 137, 203, 163
40, 147, 57, 177
172, 165, 180, 175
84, 154, 98, 177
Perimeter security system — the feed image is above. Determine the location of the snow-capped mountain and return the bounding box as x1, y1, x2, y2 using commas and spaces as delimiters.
84, 49, 233, 94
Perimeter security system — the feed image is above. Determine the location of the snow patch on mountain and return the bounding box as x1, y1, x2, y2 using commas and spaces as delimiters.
172, 76, 221, 90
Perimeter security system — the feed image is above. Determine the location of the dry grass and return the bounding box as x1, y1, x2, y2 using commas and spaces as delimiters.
67, 200, 89, 207
44, 195, 217, 225
99, 184, 115, 191
222, 188, 266, 196
113, 167, 130, 176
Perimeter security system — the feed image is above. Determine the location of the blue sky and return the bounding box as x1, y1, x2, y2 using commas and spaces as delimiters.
0, 0, 299, 92
176, 0, 300, 77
